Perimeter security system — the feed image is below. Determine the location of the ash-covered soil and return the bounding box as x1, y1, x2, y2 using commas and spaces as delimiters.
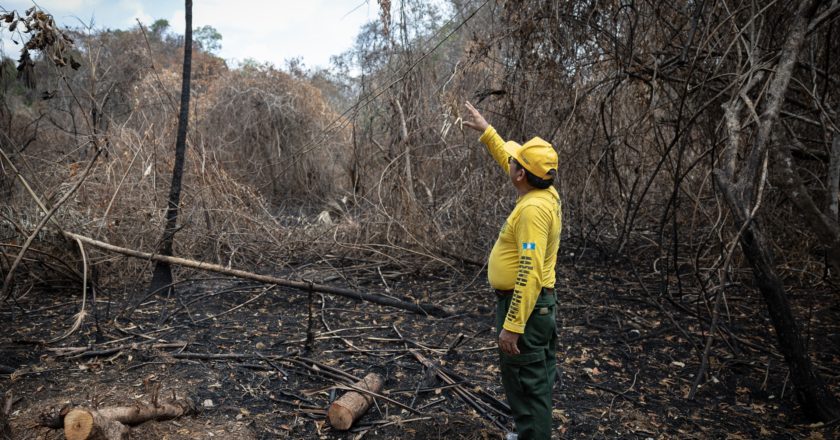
2, 243, 838, 439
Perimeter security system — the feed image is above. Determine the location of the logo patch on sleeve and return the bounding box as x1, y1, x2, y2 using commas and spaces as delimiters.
522, 242, 536, 250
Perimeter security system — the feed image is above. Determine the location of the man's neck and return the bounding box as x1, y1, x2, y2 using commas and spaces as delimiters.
514, 183, 534, 197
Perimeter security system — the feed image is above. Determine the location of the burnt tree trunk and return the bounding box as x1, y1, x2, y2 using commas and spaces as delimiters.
774, 128, 840, 276
716, 168, 840, 419
149, 0, 193, 295
0, 393, 12, 440
713, 0, 840, 422
736, 220, 840, 420
716, 162, 840, 420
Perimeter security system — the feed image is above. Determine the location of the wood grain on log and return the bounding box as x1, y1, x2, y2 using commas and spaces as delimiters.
54, 397, 195, 440
327, 373, 384, 430
64, 409, 129, 440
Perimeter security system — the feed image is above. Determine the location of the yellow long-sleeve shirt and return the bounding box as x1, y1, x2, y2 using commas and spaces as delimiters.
480, 126, 562, 334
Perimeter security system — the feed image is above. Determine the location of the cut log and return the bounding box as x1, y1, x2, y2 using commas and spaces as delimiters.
327, 373, 384, 430
94, 397, 196, 425
56, 397, 195, 440
64, 409, 128, 440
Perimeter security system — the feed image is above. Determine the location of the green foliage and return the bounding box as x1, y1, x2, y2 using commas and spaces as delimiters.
0, 56, 27, 99
194, 25, 222, 53
239, 57, 270, 71
150, 19, 170, 36
0, 57, 16, 85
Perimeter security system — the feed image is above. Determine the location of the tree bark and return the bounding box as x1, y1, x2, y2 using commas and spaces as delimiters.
64, 409, 129, 440
717, 161, 840, 420
327, 373, 384, 430
773, 134, 840, 274
393, 98, 417, 203
828, 130, 840, 219
0, 393, 12, 440
51, 397, 195, 440
150, 0, 193, 294
712, 0, 840, 421
736, 219, 840, 420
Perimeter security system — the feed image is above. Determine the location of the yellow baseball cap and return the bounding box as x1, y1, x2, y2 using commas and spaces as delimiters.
503, 136, 558, 180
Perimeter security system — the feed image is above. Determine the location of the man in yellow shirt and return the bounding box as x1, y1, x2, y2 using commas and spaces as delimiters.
464, 101, 561, 439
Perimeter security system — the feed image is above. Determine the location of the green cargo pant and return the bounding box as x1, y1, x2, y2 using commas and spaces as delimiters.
496, 292, 557, 440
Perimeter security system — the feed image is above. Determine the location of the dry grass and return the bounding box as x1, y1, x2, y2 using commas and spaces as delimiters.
2, 0, 838, 298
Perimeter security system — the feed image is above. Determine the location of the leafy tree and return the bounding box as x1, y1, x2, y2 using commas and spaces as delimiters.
193, 25, 221, 53
150, 18, 170, 37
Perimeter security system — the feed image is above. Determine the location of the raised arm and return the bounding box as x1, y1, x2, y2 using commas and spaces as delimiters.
463, 101, 510, 174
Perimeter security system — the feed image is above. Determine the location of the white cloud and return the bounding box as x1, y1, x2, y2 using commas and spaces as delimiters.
6, 0, 103, 13
169, 0, 377, 68
1, 0, 103, 24
118, 0, 153, 28
1, 0, 382, 69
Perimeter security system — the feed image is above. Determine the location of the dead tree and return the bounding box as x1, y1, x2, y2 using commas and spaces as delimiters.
713, 0, 840, 422
149, 0, 193, 295
774, 123, 840, 275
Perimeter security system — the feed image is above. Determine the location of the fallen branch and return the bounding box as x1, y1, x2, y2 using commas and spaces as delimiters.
1, 148, 102, 300
171, 351, 361, 384
39, 396, 195, 440
409, 349, 508, 431
48, 342, 188, 360
62, 231, 452, 317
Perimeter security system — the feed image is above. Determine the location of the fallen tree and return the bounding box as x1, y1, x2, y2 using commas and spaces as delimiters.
1, 146, 452, 318
63, 231, 453, 317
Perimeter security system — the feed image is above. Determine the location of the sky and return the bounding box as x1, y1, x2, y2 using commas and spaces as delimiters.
0, 0, 381, 68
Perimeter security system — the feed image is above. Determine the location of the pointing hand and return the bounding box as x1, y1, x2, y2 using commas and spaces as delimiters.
463, 101, 489, 133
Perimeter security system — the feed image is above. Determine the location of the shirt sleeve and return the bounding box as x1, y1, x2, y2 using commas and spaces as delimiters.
479, 125, 510, 174
504, 205, 550, 334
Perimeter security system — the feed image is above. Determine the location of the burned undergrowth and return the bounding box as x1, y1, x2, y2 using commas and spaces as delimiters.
1, 240, 837, 439
2, 0, 840, 438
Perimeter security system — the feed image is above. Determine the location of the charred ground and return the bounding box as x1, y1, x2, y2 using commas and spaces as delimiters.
2, 239, 838, 439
